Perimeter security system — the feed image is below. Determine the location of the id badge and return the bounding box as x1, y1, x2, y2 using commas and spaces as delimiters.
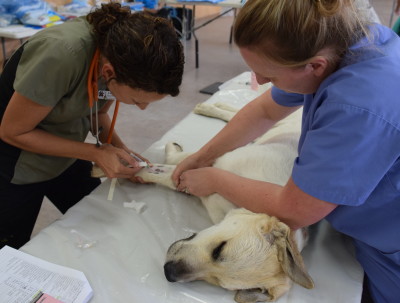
98, 90, 116, 100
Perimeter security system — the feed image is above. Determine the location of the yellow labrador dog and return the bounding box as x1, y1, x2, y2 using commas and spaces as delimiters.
137, 104, 313, 302
164, 208, 312, 303
93, 103, 314, 302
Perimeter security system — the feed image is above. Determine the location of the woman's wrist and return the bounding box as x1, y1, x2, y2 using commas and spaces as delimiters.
196, 147, 218, 167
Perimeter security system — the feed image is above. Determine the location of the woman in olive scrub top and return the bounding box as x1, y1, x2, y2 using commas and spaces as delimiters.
0, 2, 184, 249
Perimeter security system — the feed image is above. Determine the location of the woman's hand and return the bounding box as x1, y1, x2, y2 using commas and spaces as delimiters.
171, 152, 213, 188
124, 148, 151, 167
176, 167, 222, 197
123, 149, 152, 183
94, 144, 143, 178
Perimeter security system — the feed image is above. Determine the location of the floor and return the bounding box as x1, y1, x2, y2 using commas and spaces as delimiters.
32, 0, 398, 237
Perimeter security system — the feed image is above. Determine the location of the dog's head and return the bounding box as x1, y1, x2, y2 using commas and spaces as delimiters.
164, 208, 314, 302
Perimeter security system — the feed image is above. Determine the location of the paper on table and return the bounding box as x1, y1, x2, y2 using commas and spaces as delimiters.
0, 246, 93, 303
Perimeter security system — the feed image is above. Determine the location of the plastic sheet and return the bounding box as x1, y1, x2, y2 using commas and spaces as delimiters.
21, 73, 363, 303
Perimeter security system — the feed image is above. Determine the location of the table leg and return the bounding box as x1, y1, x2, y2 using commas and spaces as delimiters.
195, 38, 199, 68
182, 4, 187, 41
229, 8, 237, 44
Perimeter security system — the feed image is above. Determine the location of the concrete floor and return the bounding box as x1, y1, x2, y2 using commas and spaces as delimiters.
32, 0, 398, 237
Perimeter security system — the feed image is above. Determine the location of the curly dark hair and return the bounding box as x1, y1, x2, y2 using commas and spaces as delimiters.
87, 2, 184, 96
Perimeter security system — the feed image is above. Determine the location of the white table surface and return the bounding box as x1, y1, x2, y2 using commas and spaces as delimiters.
21, 72, 363, 303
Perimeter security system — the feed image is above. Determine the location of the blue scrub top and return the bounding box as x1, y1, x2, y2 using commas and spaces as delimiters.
271, 24, 400, 303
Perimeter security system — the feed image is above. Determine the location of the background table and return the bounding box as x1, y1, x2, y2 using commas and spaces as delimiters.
0, 25, 42, 66
21, 72, 364, 303
165, 0, 244, 68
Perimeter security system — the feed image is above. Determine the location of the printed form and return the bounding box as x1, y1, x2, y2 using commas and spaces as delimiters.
0, 246, 93, 303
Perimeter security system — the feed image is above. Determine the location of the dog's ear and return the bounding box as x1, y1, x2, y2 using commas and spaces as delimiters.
267, 222, 314, 289
234, 288, 271, 303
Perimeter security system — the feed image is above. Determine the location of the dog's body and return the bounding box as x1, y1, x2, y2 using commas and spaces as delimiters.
137, 102, 302, 224
134, 102, 314, 302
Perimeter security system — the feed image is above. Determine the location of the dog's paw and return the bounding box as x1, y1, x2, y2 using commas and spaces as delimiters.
193, 102, 235, 122
214, 102, 239, 112
193, 103, 214, 116
165, 142, 183, 154
91, 165, 106, 178
165, 142, 188, 165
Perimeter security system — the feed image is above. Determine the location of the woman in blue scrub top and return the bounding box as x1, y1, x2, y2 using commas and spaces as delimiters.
172, 0, 400, 302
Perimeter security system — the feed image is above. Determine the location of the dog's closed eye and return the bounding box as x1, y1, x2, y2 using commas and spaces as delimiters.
212, 241, 227, 260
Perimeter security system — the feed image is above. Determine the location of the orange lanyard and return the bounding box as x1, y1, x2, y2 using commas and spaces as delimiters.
87, 48, 120, 146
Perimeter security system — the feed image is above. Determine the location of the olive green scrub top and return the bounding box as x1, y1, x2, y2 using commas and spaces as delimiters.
10, 17, 107, 184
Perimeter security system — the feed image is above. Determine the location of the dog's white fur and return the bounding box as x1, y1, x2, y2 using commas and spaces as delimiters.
93, 102, 314, 302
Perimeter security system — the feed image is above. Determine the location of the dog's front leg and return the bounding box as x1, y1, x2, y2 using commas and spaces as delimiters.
135, 164, 177, 190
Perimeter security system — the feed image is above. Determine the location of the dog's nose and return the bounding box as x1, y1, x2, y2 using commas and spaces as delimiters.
164, 260, 193, 282
164, 261, 178, 282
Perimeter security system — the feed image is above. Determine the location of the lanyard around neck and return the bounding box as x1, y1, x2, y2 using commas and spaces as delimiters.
87, 48, 120, 145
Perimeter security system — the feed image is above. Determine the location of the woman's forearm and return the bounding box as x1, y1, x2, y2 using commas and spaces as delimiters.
2, 126, 100, 162
0, 92, 101, 162
210, 170, 336, 230
196, 89, 296, 163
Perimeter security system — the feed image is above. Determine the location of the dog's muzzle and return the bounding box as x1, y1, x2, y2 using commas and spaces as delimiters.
164, 260, 191, 282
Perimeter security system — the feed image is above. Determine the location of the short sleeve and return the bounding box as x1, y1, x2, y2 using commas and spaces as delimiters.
271, 86, 305, 106
14, 37, 83, 107
292, 102, 400, 205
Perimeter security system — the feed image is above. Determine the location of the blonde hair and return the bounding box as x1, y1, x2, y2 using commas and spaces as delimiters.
234, 0, 370, 67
